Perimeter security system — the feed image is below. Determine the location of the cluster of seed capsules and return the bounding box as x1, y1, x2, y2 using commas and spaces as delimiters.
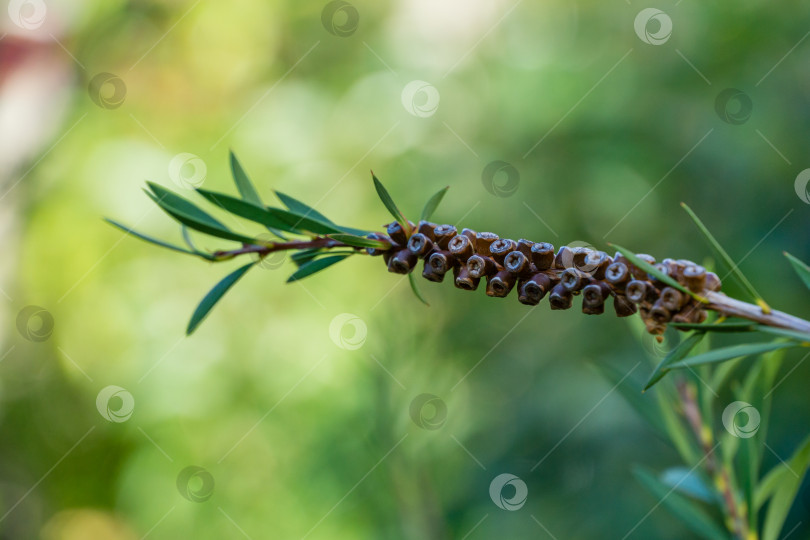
367, 220, 722, 335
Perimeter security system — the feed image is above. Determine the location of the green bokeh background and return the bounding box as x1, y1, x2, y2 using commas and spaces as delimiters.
2, 1, 809, 538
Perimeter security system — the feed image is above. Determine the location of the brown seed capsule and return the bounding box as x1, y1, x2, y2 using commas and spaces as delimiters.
582, 283, 609, 315
448, 234, 475, 262
453, 264, 480, 291
475, 232, 500, 254
560, 268, 588, 292
407, 233, 434, 257
417, 220, 436, 240
489, 238, 517, 264
421, 258, 445, 282
365, 232, 390, 256
504, 251, 531, 276
427, 250, 455, 275
516, 239, 534, 257
549, 283, 573, 310
467, 254, 498, 279
388, 249, 417, 274
462, 228, 478, 242
683, 264, 706, 292
660, 287, 686, 311
605, 262, 631, 287
582, 251, 611, 279
650, 299, 672, 325
386, 221, 411, 246
705, 271, 721, 291
530, 242, 555, 270
433, 224, 457, 249
626, 279, 650, 304
629, 254, 656, 279
554, 245, 576, 270
486, 270, 517, 298
613, 294, 638, 317
518, 273, 552, 305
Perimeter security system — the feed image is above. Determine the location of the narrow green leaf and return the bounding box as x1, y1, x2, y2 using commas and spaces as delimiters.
759, 434, 810, 540
408, 273, 429, 306
195, 189, 295, 233
328, 233, 390, 250
784, 251, 810, 291
105, 218, 211, 259
372, 172, 411, 234
420, 185, 449, 222
287, 254, 351, 282
145, 184, 257, 244
681, 202, 770, 312
264, 206, 347, 236
755, 325, 810, 344
275, 190, 333, 224
667, 341, 800, 369
644, 332, 705, 390
669, 321, 757, 333
633, 467, 728, 540
230, 151, 262, 205
291, 248, 323, 266
610, 243, 704, 302
187, 262, 255, 334
659, 467, 716, 504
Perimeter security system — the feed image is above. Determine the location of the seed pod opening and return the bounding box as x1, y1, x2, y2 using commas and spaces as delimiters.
448, 234, 475, 262
581, 283, 607, 315
388, 249, 417, 274
422, 258, 445, 282
475, 232, 500, 255
660, 287, 685, 311
489, 238, 517, 264
549, 283, 573, 310
428, 250, 455, 275
467, 254, 497, 279
605, 262, 631, 286
582, 250, 611, 279
530, 242, 555, 270
626, 280, 649, 304
518, 273, 551, 305
433, 224, 457, 249
650, 299, 672, 325
560, 268, 588, 292
683, 264, 706, 292
504, 251, 530, 276
386, 221, 411, 246
486, 270, 516, 298
407, 233, 434, 257
453, 265, 480, 291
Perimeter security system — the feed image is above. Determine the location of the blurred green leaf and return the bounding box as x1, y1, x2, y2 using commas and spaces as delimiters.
633, 467, 729, 540
420, 185, 449, 222
681, 203, 769, 313
644, 332, 705, 390
660, 467, 716, 504
668, 341, 800, 369
145, 183, 256, 244
670, 321, 757, 333
591, 363, 667, 437
372, 172, 411, 235
187, 262, 255, 335
758, 434, 810, 540
755, 325, 810, 343
408, 273, 429, 306
287, 254, 351, 282
328, 233, 389, 249
610, 243, 703, 302
784, 252, 810, 291
105, 218, 212, 259
230, 151, 287, 239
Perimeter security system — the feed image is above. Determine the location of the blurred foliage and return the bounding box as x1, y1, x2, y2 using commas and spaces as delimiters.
2, 0, 810, 539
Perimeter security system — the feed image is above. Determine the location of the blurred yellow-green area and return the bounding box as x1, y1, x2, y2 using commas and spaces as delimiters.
2, 1, 810, 539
